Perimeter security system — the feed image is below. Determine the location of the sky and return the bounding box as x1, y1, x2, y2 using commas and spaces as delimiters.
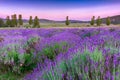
0, 0, 120, 21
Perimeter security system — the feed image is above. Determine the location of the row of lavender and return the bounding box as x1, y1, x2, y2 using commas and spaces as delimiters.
0, 28, 120, 80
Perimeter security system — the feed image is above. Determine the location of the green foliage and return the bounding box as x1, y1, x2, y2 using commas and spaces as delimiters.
33, 16, 40, 28
29, 16, 33, 28
83, 32, 91, 38
0, 37, 40, 75
96, 16, 102, 26
106, 16, 111, 26
18, 14, 23, 27
89, 48, 103, 62
0, 18, 4, 27
90, 16, 95, 25
0, 71, 24, 80
24, 24, 30, 28
41, 48, 104, 80
24, 36, 39, 49
42, 42, 69, 60
0, 48, 36, 74
6, 16, 11, 27
11, 14, 18, 27
65, 16, 70, 26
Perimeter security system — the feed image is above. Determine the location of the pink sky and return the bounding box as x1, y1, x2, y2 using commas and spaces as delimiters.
0, 4, 120, 21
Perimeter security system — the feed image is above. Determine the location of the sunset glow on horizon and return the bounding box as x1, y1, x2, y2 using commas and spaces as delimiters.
0, 0, 120, 21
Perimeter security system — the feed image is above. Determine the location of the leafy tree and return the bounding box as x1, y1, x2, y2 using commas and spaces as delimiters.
29, 16, 33, 27
106, 16, 111, 26
18, 14, 23, 27
11, 15, 14, 27
65, 16, 70, 26
11, 14, 17, 27
90, 16, 95, 25
33, 16, 40, 28
0, 18, 4, 27
96, 16, 102, 26
6, 16, 11, 27
13, 14, 17, 27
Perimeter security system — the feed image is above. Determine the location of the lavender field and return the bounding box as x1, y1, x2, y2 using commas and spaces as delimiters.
0, 28, 120, 80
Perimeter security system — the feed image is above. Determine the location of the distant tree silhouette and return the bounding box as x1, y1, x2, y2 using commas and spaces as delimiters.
65, 16, 70, 26
0, 18, 4, 27
6, 16, 11, 27
90, 16, 95, 26
18, 14, 23, 27
29, 16, 33, 27
33, 16, 40, 28
106, 16, 111, 26
96, 16, 102, 26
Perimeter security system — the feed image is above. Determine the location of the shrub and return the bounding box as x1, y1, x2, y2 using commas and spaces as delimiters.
39, 48, 120, 80
0, 47, 36, 74
41, 42, 69, 60
0, 37, 40, 74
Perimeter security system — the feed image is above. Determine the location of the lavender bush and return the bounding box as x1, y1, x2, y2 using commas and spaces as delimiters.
0, 28, 119, 80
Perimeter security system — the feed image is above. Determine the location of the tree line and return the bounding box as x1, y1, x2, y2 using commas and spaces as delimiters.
90, 16, 111, 26
66, 16, 111, 26
0, 14, 111, 27
0, 14, 40, 28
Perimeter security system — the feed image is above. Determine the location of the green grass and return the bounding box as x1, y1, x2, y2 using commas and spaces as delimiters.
0, 71, 24, 80
0, 22, 119, 29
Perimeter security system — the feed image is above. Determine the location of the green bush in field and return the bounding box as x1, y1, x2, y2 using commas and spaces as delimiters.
0, 37, 40, 74
42, 42, 69, 60
65, 16, 70, 26
0, 47, 36, 74
41, 48, 104, 80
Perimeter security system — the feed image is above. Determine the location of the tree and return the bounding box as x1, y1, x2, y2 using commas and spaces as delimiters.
106, 16, 111, 26
96, 16, 102, 26
0, 18, 4, 27
29, 16, 33, 27
33, 16, 40, 28
18, 14, 23, 27
11, 14, 17, 27
90, 16, 95, 25
6, 16, 11, 27
13, 14, 17, 27
65, 16, 70, 26
11, 15, 14, 27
